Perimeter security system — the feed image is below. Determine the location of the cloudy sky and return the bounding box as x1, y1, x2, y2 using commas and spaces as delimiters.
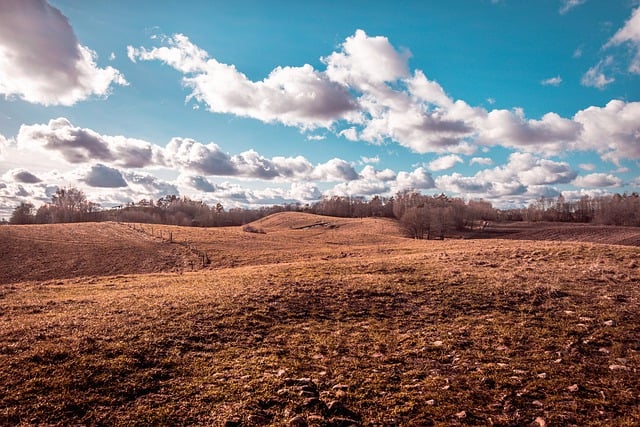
1, 0, 639, 219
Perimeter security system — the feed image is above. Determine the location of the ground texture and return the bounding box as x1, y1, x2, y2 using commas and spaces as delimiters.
1, 214, 639, 426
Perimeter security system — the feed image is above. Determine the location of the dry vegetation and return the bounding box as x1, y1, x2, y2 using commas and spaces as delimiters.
1, 213, 639, 426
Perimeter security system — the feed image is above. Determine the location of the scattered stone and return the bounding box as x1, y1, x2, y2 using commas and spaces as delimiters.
598, 347, 610, 354
532, 400, 544, 407
568, 384, 579, 392
328, 417, 360, 427
455, 410, 467, 419
537, 373, 548, 379
332, 384, 349, 391
289, 416, 308, 427
257, 398, 280, 409
426, 399, 436, 406
302, 397, 328, 413
327, 400, 361, 420
609, 364, 630, 371
285, 377, 314, 387
247, 413, 271, 425
604, 320, 617, 327
335, 390, 347, 399
628, 260, 637, 268
432, 340, 443, 347
533, 416, 547, 427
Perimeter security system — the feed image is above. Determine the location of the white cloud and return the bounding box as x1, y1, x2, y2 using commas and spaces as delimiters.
393, 167, 435, 191
541, 76, 562, 86
360, 155, 380, 164
573, 173, 623, 188
428, 154, 463, 171
436, 153, 576, 200
323, 29, 411, 88
474, 108, 581, 154
470, 157, 493, 166
339, 127, 359, 141
579, 163, 596, 171
581, 57, 615, 89
574, 100, 640, 164
560, 0, 586, 15
0, 0, 126, 106
605, 7, 640, 73
306, 134, 326, 141
128, 34, 357, 129
311, 158, 359, 182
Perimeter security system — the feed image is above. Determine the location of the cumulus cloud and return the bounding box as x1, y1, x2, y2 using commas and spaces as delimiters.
124, 171, 178, 198
0, 0, 127, 106
166, 137, 357, 181
474, 108, 581, 154
17, 118, 162, 167
573, 173, 623, 188
428, 154, 463, 171
436, 153, 576, 199
311, 158, 359, 181
605, 7, 640, 73
82, 164, 128, 188
323, 29, 411, 87
574, 100, 640, 164
541, 76, 562, 86
393, 167, 435, 191
128, 34, 357, 129
559, 0, 586, 15
127, 28, 638, 164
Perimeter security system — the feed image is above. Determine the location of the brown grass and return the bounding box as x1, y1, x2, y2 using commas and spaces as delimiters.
1, 213, 639, 425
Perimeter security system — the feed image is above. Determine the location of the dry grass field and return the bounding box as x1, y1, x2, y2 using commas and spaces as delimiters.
1, 213, 639, 426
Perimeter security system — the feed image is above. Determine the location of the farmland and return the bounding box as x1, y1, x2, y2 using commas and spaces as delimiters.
1, 213, 639, 426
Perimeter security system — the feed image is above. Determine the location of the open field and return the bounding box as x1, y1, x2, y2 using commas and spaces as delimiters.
1, 213, 639, 425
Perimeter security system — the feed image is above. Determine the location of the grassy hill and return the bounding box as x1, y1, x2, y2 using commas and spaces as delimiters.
1, 214, 639, 425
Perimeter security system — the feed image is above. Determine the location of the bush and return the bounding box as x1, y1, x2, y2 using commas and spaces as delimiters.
242, 225, 266, 234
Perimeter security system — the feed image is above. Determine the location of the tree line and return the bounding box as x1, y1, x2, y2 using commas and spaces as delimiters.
6, 187, 640, 237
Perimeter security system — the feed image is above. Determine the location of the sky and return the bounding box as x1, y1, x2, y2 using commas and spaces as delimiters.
1, 0, 639, 219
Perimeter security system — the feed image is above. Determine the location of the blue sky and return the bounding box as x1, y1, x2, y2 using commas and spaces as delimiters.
1, 0, 639, 218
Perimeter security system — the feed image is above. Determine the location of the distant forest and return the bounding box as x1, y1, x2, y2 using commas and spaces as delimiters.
5, 187, 640, 238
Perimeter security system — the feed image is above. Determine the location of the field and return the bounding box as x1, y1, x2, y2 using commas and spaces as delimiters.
1, 213, 639, 426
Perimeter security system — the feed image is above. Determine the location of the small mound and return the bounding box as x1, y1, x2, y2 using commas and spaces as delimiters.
250, 212, 340, 231
248, 212, 403, 238
0, 222, 196, 284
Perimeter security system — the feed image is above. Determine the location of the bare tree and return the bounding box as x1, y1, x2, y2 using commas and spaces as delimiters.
9, 202, 35, 224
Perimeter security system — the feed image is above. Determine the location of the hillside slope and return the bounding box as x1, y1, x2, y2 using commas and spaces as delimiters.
0, 222, 195, 284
